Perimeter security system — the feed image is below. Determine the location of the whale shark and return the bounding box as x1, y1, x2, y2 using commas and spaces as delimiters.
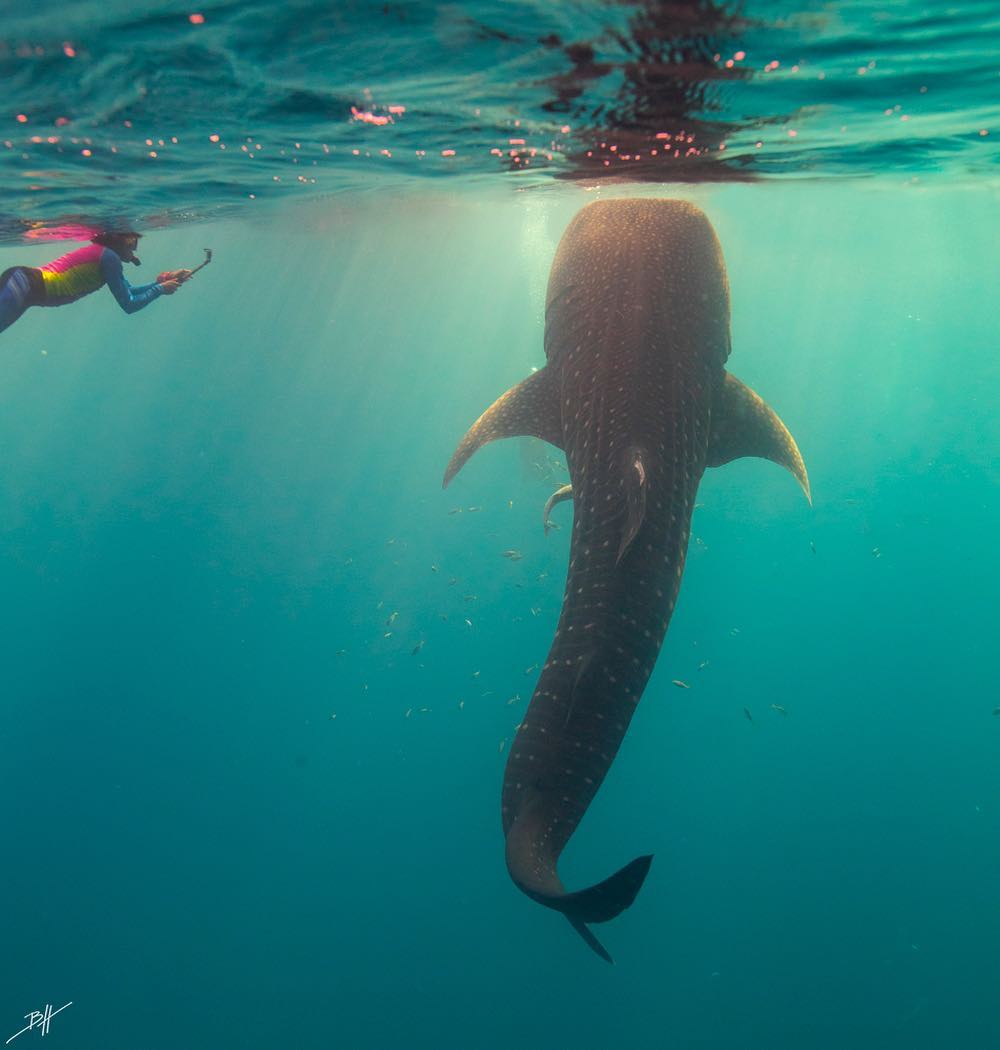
443, 198, 810, 962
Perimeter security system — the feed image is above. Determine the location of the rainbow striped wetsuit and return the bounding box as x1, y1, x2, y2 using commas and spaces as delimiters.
0, 244, 163, 334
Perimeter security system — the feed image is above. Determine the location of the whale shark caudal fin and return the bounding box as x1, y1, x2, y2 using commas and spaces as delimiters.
558, 854, 654, 924
568, 916, 614, 964
708, 373, 811, 503
443, 367, 562, 488
506, 807, 653, 963
555, 855, 654, 964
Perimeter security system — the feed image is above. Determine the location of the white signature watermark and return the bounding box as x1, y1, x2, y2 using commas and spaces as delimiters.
5, 1003, 72, 1044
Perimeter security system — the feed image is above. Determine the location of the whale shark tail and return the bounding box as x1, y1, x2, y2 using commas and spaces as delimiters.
509, 839, 653, 963
558, 855, 654, 963
558, 853, 654, 925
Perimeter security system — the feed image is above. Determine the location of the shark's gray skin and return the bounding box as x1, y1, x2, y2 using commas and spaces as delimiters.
443, 199, 809, 963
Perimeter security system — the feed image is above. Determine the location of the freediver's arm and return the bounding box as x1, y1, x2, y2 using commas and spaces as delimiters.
99, 248, 164, 314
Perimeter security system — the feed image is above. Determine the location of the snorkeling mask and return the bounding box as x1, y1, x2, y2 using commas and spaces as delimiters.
93, 230, 142, 266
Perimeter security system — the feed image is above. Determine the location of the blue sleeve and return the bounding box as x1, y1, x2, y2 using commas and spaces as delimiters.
99, 249, 163, 314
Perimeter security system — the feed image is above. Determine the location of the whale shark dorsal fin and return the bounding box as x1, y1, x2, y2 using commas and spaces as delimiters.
616, 450, 648, 565
443, 367, 562, 488
708, 373, 811, 504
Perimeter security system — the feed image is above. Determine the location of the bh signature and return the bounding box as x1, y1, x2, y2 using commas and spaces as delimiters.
6, 1003, 73, 1044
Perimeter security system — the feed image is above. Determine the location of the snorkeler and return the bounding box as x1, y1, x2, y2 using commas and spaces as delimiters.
0, 230, 193, 335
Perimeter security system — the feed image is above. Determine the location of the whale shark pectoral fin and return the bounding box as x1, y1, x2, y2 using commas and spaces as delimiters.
615, 450, 648, 565
443, 367, 562, 488
708, 372, 811, 504
542, 484, 573, 534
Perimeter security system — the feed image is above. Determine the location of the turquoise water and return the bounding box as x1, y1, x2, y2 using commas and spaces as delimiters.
2, 4, 999, 1049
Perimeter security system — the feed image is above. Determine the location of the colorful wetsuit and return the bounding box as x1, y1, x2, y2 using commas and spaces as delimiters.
0, 267, 38, 334
0, 244, 162, 334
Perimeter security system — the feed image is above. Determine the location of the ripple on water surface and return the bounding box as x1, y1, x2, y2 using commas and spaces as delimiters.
1, 0, 997, 239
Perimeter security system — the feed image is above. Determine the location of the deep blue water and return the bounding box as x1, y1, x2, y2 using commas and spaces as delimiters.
1, 4, 999, 1050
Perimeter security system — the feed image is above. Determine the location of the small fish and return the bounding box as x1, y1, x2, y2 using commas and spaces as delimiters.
329, 713, 337, 720
530, 606, 541, 616
672, 679, 690, 690
458, 700, 465, 710
431, 564, 439, 573
731, 627, 741, 636
448, 507, 463, 515
537, 572, 549, 581
448, 577, 458, 586
464, 618, 473, 628
466, 506, 482, 513
411, 640, 425, 656
744, 707, 753, 723
697, 660, 709, 671
524, 663, 539, 675
506, 693, 521, 705
809, 541, 817, 555
420, 707, 430, 714
386, 610, 399, 627
502, 549, 524, 561
464, 594, 478, 602
335, 649, 347, 656
508, 500, 513, 508
770, 703, 788, 717
383, 631, 393, 639
872, 547, 881, 558
472, 671, 481, 679
499, 738, 507, 753
405, 708, 412, 718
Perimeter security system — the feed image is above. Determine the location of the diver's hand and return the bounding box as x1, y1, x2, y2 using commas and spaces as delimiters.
159, 279, 182, 295
157, 269, 193, 283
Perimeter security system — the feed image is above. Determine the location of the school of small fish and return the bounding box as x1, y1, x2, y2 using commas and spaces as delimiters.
322, 495, 865, 737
